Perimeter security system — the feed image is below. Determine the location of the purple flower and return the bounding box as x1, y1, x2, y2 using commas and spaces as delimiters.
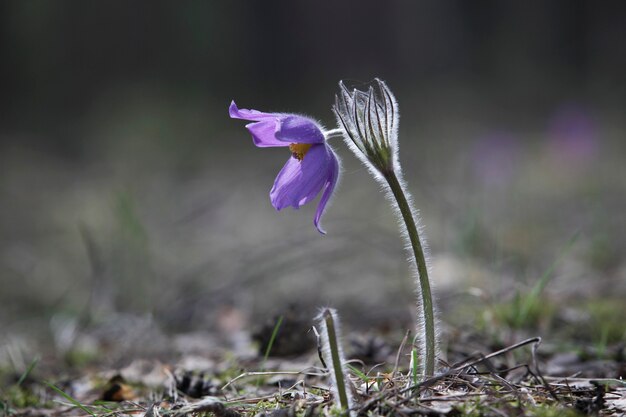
471, 131, 520, 187
547, 103, 598, 165
229, 101, 340, 234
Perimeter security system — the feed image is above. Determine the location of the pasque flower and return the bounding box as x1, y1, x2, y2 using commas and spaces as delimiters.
333, 79, 437, 377
229, 101, 339, 234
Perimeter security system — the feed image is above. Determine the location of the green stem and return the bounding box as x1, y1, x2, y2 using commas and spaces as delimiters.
384, 170, 435, 377
323, 310, 350, 414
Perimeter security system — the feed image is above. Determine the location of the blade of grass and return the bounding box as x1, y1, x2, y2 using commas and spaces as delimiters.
262, 315, 283, 365
533, 231, 581, 296
16, 356, 39, 387
411, 346, 419, 387
346, 364, 368, 383
517, 231, 580, 326
45, 381, 96, 417
256, 315, 283, 388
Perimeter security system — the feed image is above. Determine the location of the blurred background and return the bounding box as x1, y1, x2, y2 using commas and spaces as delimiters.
1, 1, 625, 364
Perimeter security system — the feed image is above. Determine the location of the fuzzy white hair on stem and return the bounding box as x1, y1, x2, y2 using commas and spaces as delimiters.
333, 78, 439, 377
316, 308, 355, 416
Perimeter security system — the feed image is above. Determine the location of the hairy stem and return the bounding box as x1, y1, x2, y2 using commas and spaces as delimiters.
323, 310, 351, 414
384, 170, 435, 377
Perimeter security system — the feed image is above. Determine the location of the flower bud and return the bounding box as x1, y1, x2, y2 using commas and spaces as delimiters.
333, 78, 399, 175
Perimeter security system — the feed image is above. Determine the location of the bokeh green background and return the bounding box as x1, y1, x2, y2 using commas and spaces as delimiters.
1, 1, 625, 359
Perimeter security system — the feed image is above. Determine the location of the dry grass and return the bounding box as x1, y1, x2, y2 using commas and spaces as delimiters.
2, 328, 624, 416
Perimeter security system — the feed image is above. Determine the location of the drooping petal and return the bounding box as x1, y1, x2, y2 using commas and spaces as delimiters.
270, 144, 339, 233
230, 101, 325, 148
246, 119, 288, 147
270, 144, 330, 210
229, 101, 277, 121
275, 115, 326, 144
313, 148, 340, 234
229, 101, 286, 147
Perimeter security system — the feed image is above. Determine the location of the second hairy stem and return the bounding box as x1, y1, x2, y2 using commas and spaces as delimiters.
384, 170, 435, 377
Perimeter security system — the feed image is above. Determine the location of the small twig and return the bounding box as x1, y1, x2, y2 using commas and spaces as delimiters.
311, 326, 328, 370
221, 371, 309, 391
528, 337, 559, 401
224, 394, 283, 404
391, 329, 411, 378
544, 377, 626, 387
99, 404, 146, 417
454, 337, 544, 372
169, 397, 241, 417
359, 337, 546, 413
474, 353, 520, 401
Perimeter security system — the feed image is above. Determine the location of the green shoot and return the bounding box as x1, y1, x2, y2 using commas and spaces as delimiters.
16, 356, 39, 387
514, 231, 580, 327
262, 315, 283, 366
318, 309, 353, 416
411, 346, 420, 387
256, 315, 283, 388
346, 364, 368, 383
44, 381, 96, 417
491, 231, 581, 329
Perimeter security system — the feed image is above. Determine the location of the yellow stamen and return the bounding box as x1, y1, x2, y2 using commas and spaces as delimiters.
289, 143, 313, 161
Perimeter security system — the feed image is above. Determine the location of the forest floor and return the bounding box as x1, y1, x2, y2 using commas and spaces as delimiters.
1, 295, 624, 417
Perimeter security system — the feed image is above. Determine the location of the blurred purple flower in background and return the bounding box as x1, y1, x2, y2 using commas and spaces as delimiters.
229, 101, 339, 234
547, 103, 598, 165
471, 132, 521, 187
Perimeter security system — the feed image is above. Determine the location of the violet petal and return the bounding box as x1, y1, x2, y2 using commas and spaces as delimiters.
270, 143, 333, 211
229, 101, 276, 121
230, 101, 324, 147
229, 101, 286, 147
246, 120, 288, 147
275, 115, 326, 144
313, 148, 339, 234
